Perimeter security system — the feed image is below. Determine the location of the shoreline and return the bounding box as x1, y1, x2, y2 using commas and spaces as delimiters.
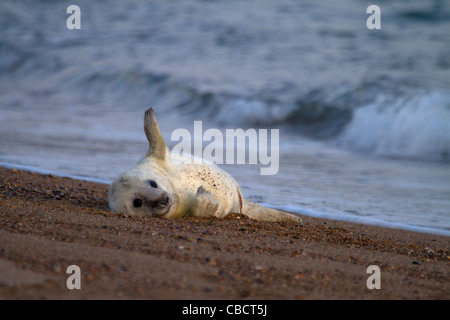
0, 167, 448, 299
1, 162, 448, 237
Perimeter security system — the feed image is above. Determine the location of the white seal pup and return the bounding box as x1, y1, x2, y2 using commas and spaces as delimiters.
109, 108, 302, 224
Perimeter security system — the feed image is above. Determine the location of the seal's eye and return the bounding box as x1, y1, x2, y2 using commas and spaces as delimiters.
148, 180, 158, 188
133, 198, 143, 208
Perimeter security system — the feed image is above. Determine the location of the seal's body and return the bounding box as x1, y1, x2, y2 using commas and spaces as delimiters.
109, 108, 301, 224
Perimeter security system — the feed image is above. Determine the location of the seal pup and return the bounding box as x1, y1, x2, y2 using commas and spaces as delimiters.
109, 108, 302, 224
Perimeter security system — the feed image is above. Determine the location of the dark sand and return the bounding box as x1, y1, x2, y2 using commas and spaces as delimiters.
0, 167, 448, 300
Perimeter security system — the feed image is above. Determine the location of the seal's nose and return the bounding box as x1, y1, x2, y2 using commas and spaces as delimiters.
147, 194, 170, 209
158, 195, 170, 206
133, 198, 143, 208
132, 192, 170, 211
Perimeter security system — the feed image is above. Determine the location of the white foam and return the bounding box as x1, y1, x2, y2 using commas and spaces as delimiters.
264, 203, 450, 237
337, 91, 450, 161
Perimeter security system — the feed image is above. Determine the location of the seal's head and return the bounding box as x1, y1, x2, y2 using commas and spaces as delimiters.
109, 172, 175, 217
109, 108, 179, 217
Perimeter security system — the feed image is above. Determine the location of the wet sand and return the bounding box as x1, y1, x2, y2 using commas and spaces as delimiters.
0, 167, 448, 300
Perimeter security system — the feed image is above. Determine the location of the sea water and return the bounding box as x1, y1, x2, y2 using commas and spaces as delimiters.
1, 0, 449, 236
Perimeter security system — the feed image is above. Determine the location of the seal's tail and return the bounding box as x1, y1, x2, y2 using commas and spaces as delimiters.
242, 199, 302, 224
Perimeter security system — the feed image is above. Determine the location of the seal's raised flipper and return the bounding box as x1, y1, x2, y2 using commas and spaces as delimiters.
144, 107, 167, 160
242, 199, 302, 224
188, 186, 219, 217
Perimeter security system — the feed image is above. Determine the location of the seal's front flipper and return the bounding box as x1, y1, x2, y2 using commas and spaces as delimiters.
188, 186, 219, 218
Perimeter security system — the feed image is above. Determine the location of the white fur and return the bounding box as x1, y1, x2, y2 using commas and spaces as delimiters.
109, 108, 301, 224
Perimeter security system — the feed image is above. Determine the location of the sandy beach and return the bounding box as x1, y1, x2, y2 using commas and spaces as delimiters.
0, 167, 448, 300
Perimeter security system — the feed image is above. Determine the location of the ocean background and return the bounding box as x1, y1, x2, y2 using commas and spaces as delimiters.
1, 0, 449, 236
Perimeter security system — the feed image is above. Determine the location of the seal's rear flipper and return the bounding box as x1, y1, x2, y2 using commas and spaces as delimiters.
242, 199, 302, 224
188, 186, 219, 218
144, 107, 167, 160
